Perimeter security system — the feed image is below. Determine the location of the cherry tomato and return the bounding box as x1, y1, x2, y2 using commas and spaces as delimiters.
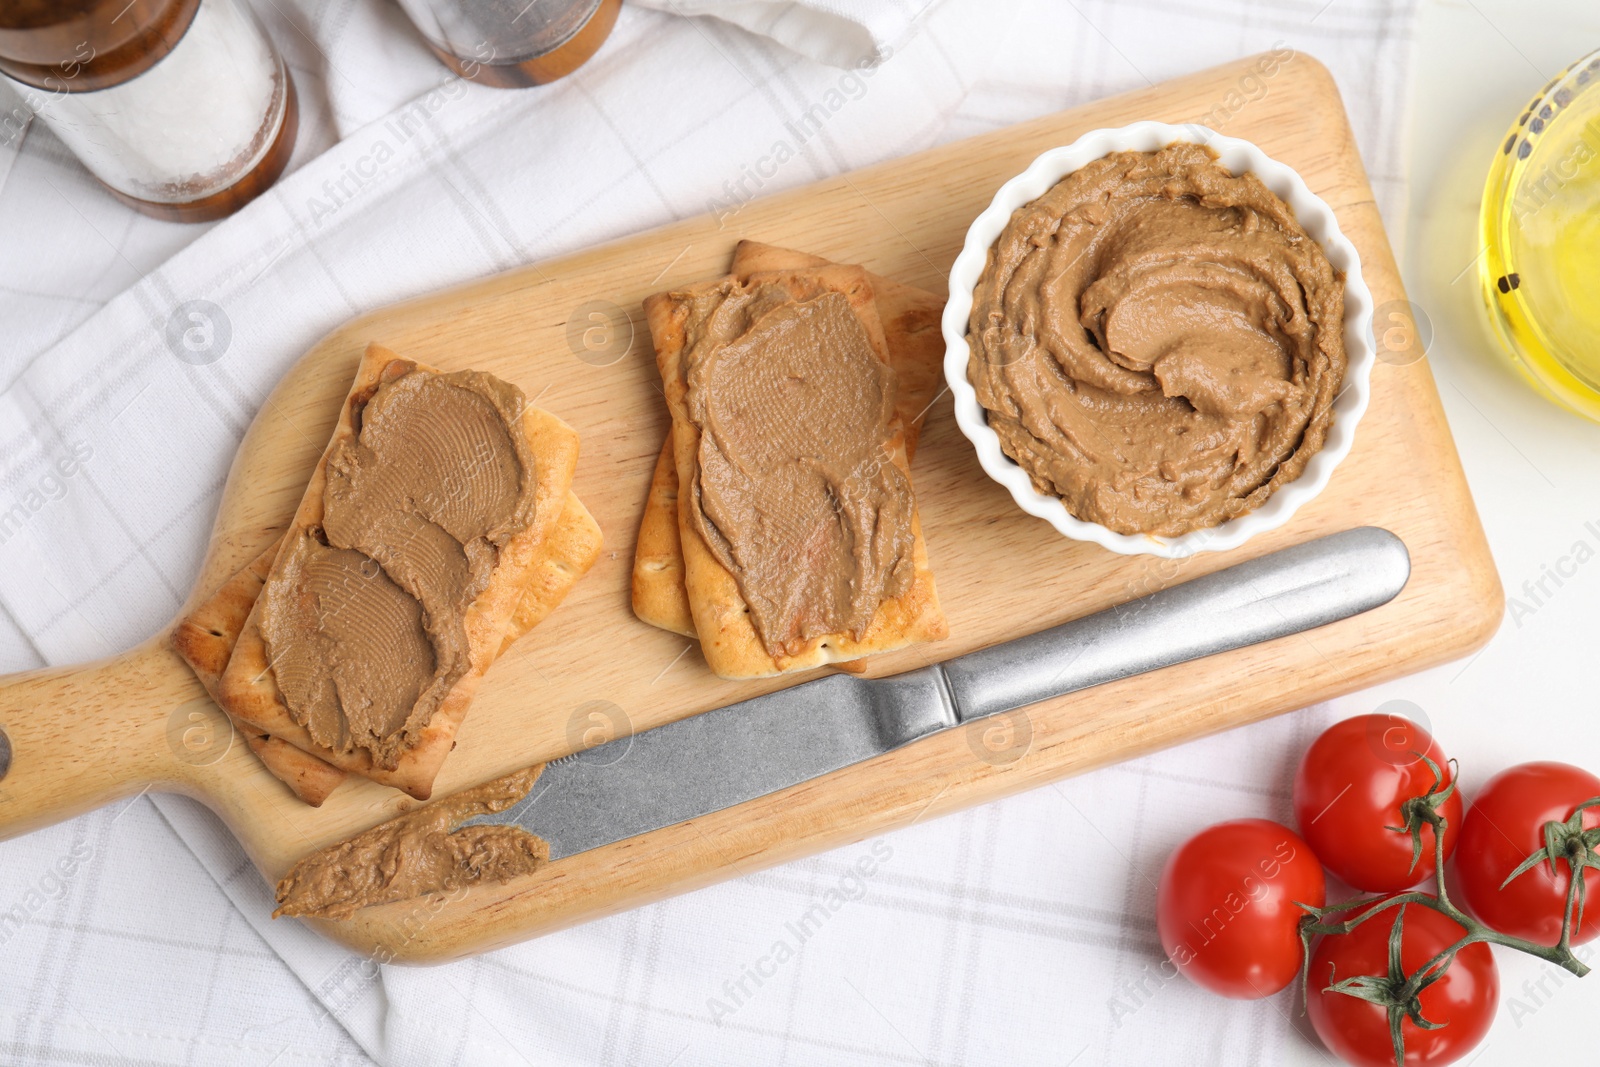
1454, 761, 1600, 946
1293, 714, 1461, 892
1156, 819, 1325, 998
1308, 900, 1497, 1067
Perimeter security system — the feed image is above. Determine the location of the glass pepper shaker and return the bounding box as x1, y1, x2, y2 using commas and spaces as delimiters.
394, 0, 619, 89
0, 0, 298, 223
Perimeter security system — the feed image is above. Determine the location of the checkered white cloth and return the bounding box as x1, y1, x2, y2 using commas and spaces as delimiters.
0, 1, 1420, 1063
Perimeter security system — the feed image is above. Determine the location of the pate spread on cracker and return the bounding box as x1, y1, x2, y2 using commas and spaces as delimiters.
630, 242, 944, 646
216, 344, 588, 800
647, 266, 947, 678
258, 364, 537, 768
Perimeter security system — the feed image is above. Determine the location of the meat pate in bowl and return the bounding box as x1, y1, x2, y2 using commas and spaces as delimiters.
942, 121, 1375, 558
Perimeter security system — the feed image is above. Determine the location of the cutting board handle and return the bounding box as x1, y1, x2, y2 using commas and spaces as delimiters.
0, 637, 205, 841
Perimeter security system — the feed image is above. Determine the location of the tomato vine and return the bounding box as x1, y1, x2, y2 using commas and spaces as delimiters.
1296, 754, 1596, 1066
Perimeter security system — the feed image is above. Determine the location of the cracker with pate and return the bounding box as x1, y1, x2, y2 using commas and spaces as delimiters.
174, 488, 601, 805
631, 241, 944, 642
647, 265, 946, 679
216, 343, 585, 800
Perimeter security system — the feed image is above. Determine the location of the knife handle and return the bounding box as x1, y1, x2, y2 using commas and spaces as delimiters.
940, 527, 1411, 723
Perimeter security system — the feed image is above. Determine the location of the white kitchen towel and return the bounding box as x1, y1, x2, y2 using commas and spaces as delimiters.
0, 1, 1421, 1064
628, 0, 923, 68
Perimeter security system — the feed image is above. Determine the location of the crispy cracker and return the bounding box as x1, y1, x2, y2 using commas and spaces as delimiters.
501, 491, 604, 656
648, 266, 947, 679
217, 344, 580, 800
630, 440, 696, 638
630, 243, 945, 647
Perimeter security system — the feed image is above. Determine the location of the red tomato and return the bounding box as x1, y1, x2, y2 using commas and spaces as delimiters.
1293, 714, 1461, 892
1454, 761, 1600, 945
1308, 900, 1497, 1067
1156, 819, 1325, 998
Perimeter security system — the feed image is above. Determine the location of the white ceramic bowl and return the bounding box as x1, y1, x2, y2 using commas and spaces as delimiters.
942, 121, 1375, 558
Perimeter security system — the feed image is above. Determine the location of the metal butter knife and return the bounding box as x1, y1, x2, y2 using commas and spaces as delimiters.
468, 526, 1411, 859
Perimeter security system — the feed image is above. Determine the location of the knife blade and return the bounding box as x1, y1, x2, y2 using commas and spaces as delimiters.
469, 526, 1410, 859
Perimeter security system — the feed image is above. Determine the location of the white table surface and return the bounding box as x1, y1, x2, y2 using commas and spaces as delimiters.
5, 1, 1600, 1063
1328, 0, 1600, 1062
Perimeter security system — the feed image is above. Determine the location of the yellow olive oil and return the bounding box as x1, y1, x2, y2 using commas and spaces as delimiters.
1480, 49, 1600, 421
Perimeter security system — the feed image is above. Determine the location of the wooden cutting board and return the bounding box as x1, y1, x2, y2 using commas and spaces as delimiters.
0, 52, 1502, 962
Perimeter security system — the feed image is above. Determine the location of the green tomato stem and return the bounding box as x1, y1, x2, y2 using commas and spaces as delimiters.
1296, 761, 1597, 1067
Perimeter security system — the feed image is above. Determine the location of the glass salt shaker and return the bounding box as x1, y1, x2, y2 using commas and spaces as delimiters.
0, 0, 298, 223
394, 0, 619, 89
